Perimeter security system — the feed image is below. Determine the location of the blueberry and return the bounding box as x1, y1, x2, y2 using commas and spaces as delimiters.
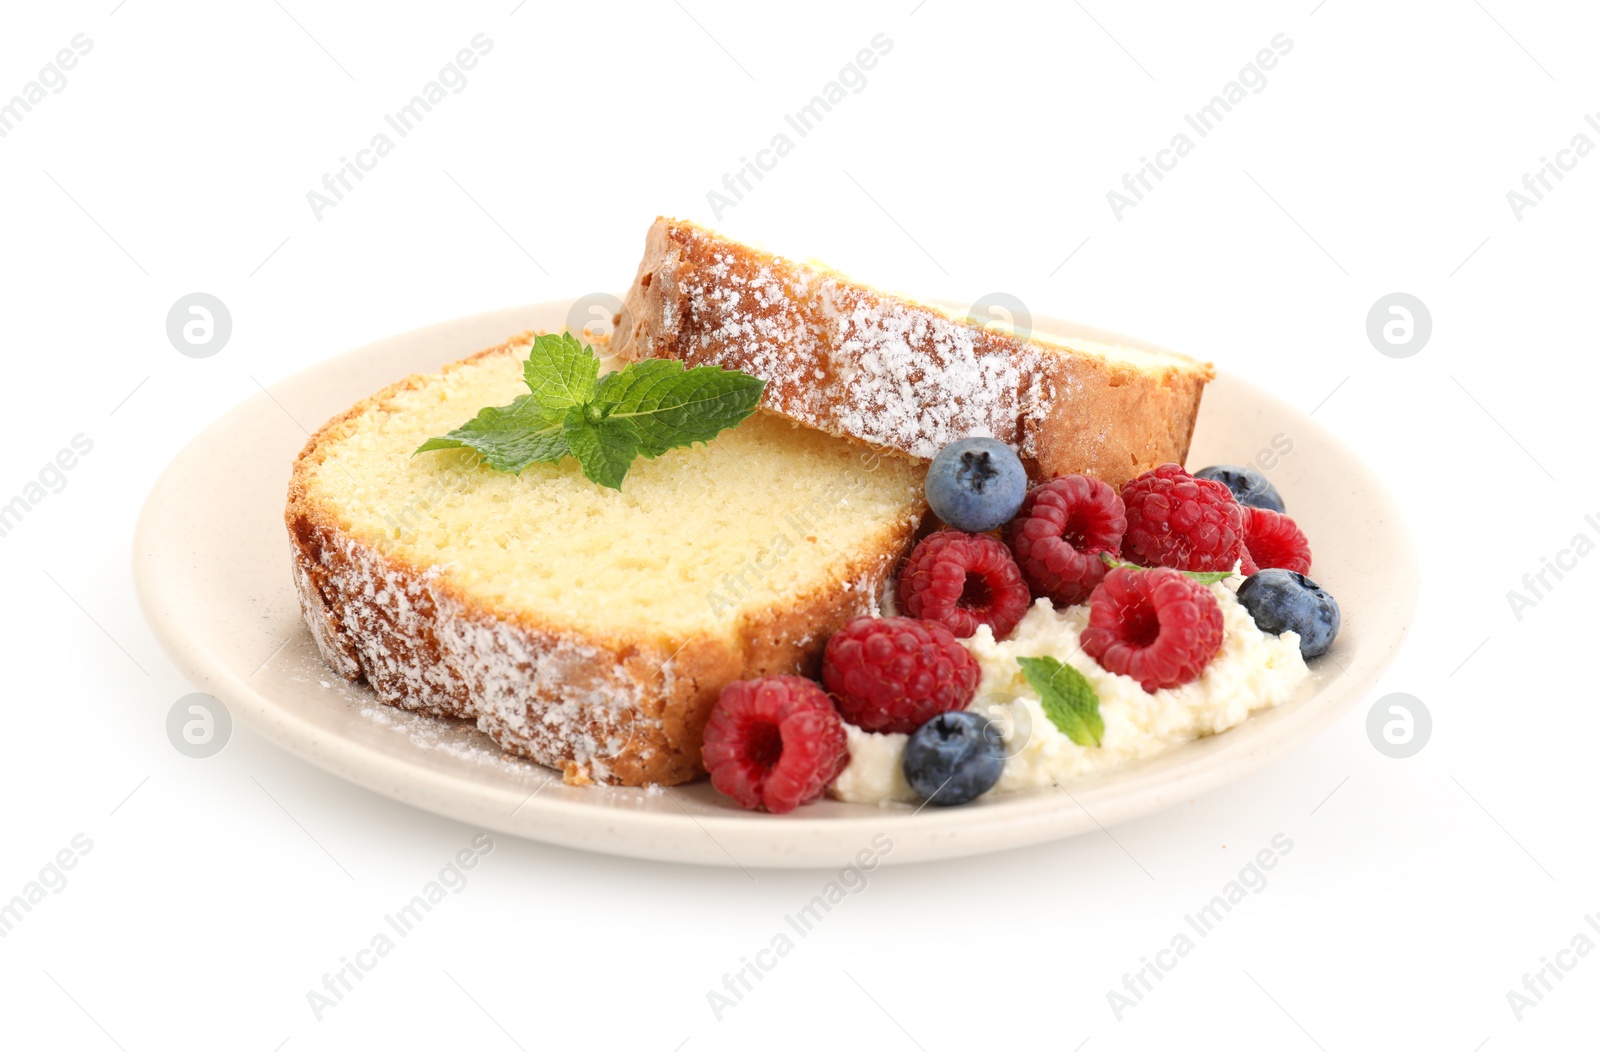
925, 437, 1027, 532
1236, 569, 1340, 659
1193, 464, 1286, 513
902, 711, 1005, 806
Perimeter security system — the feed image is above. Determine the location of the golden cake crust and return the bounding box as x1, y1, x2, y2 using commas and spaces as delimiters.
286, 334, 923, 787
616, 217, 1214, 487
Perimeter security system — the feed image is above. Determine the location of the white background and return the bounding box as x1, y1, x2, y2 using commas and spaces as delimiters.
1, 0, 1595, 1048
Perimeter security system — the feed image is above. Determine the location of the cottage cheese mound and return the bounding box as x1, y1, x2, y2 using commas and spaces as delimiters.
828, 581, 1311, 805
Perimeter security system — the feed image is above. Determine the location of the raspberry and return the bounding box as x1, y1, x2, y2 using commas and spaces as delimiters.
1240, 506, 1312, 575
897, 530, 1031, 639
1080, 567, 1224, 692
1120, 463, 1243, 572
822, 616, 981, 734
1003, 475, 1126, 606
701, 675, 848, 813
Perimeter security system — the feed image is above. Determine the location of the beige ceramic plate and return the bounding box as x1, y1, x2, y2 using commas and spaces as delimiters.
134, 300, 1417, 868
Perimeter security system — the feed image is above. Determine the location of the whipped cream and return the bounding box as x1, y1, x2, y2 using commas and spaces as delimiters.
828, 580, 1311, 805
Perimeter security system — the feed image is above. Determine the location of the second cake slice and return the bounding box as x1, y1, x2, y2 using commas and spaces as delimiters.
616, 218, 1213, 487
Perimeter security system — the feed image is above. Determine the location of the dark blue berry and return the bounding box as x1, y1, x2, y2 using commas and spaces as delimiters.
1193, 464, 1285, 513
925, 437, 1027, 533
902, 710, 1005, 806
1236, 569, 1339, 658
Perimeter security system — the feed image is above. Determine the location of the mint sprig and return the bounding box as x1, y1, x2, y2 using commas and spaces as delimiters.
1099, 552, 1234, 585
1017, 656, 1104, 748
416, 333, 766, 490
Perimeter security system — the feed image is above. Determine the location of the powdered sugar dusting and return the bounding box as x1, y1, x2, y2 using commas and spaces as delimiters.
293, 557, 361, 680
279, 639, 659, 787
302, 530, 466, 717
819, 280, 1050, 457
432, 589, 665, 778
660, 234, 1055, 459
294, 523, 665, 785
358, 701, 548, 776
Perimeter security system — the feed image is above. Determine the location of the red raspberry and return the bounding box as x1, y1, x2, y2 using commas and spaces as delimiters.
1120, 463, 1243, 572
1240, 506, 1312, 575
897, 530, 1031, 639
822, 616, 980, 734
1080, 567, 1224, 692
702, 676, 848, 813
1003, 475, 1127, 606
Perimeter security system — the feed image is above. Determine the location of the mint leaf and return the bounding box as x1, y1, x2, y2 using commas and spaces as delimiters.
1017, 656, 1103, 748
523, 332, 600, 407
417, 335, 765, 489
562, 405, 640, 490
595, 358, 765, 457
413, 394, 568, 472
1099, 552, 1233, 585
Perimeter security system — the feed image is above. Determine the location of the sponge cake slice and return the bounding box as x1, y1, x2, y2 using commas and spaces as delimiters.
616, 218, 1213, 487
287, 333, 928, 787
